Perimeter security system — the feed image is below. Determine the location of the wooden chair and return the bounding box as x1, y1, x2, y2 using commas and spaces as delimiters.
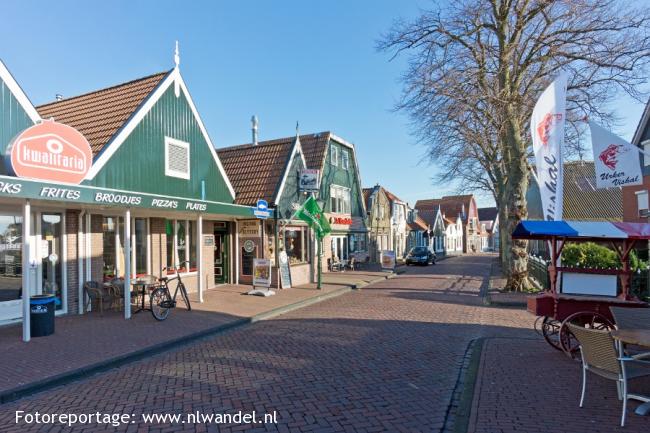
568, 323, 650, 427
83, 281, 112, 315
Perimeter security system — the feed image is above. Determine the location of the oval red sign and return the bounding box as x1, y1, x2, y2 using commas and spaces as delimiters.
10, 120, 92, 184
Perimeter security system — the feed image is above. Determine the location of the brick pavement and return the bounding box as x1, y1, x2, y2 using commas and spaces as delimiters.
0, 255, 535, 432
469, 337, 650, 432
0, 282, 357, 399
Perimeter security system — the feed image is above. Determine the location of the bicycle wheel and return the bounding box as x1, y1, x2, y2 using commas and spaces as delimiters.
150, 287, 171, 321
178, 283, 192, 311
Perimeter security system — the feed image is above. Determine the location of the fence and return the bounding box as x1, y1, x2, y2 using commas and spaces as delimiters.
527, 255, 650, 301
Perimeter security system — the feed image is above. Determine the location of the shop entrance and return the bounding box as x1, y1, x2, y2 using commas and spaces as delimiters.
331, 235, 348, 261
214, 223, 229, 284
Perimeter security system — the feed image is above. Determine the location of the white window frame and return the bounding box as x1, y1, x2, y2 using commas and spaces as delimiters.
341, 149, 350, 170
643, 140, 650, 167
164, 136, 191, 180
330, 144, 339, 166
330, 185, 351, 214
167, 219, 198, 276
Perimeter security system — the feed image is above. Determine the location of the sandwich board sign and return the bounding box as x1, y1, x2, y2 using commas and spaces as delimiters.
248, 258, 275, 297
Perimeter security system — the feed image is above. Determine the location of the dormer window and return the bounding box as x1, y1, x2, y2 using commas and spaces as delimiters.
330, 144, 339, 166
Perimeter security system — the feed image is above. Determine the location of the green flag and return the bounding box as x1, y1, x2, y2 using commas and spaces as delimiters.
295, 196, 331, 239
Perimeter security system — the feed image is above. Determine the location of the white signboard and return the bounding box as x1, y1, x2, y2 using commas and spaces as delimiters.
531, 72, 567, 221
252, 258, 272, 287
380, 250, 396, 271
299, 169, 320, 192
562, 272, 617, 297
589, 121, 642, 188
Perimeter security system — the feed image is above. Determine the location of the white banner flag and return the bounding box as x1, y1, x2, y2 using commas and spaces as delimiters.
531, 72, 567, 221
589, 121, 642, 188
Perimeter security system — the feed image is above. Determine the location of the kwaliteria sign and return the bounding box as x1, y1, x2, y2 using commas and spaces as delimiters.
9, 119, 92, 184
295, 196, 331, 239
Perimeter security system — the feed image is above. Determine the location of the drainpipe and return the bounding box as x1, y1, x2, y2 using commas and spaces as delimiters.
22, 200, 31, 342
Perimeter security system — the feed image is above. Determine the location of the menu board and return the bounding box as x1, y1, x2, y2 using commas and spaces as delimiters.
380, 250, 396, 271
279, 251, 292, 289
253, 258, 272, 287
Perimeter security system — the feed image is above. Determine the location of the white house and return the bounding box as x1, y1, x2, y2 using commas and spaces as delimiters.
444, 214, 463, 255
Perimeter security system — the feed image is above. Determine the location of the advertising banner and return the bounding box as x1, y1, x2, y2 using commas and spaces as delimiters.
531, 72, 567, 221
589, 121, 642, 188
252, 258, 272, 287
380, 250, 396, 272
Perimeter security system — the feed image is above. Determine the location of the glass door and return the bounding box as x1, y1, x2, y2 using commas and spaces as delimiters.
0, 214, 23, 321
214, 230, 228, 284
40, 213, 62, 310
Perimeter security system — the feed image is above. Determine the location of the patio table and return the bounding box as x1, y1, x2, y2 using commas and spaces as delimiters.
130, 275, 158, 314
611, 329, 650, 416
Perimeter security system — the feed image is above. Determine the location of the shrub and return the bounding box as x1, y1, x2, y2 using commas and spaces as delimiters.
561, 242, 647, 271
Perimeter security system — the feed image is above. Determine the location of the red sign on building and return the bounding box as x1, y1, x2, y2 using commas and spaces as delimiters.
332, 216, 352, 225
10, 120, 92, 184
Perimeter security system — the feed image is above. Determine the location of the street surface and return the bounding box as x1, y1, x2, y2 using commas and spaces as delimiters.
0, 256, 540, 432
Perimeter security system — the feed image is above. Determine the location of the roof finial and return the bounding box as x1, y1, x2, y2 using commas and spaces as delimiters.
295, 121, 299, 135
174, 40, 180, 68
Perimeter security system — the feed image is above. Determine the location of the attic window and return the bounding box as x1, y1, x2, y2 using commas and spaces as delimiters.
330, 144, 338, 166
341, 149, 350, 170
165, 137, 190, 180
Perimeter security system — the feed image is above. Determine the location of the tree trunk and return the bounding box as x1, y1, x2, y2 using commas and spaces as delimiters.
502, 116, 531, 292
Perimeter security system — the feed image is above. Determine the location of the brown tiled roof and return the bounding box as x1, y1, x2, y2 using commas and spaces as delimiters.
382, 187, 405, 204
418, 209, 438, 227
478, 207, 498, 222
408, 215, 429, 231
36, 71, 170, 156
234, 132, 331, 171
217, 139, 295, 206
362, 187, 374, 209
563, 161, 623, 221
416, 195, 474, 222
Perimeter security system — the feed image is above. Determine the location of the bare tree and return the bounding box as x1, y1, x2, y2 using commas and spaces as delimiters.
379, 0, 650, 290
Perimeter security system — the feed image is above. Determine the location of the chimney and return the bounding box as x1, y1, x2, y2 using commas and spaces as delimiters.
251, 115, 259, 145
55, 94, 63, 101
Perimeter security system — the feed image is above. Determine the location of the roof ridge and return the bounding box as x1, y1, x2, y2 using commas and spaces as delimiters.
220, 131, 331, 151
37, 70, 172, 108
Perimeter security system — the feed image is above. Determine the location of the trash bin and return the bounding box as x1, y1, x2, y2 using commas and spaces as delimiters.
30, 294, 55, 337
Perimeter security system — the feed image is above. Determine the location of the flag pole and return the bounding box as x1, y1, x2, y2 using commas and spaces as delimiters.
317, 234, 322, 290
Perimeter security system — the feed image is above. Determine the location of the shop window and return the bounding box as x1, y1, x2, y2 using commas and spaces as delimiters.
283, 227, 307, 264
0, 215, 22, 304
341, 149, 350, 170
134, 218, 148, 276
330, 144, 338, 166
102, 217, 117, 280
165, 137, 190, 179
330, 185, 351, 214
165, 219, 197, 273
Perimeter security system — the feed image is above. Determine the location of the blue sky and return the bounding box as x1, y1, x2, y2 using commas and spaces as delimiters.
1, 0, 647, 208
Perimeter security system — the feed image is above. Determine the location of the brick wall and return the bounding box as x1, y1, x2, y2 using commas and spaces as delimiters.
65, 210, 79, 314
622, 175, 650, 222
90, 215, 103, 283
150, 218, 166, 276
202, 221, 215, 289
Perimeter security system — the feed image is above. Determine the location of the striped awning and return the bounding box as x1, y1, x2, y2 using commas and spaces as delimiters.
512, 220, 650, 240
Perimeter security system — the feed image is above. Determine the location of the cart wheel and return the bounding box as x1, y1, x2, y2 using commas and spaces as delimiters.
559, 312, 614, 359
541, 317, 563, 351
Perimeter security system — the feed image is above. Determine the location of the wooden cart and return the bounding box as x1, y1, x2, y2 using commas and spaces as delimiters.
512, 221, 649, 357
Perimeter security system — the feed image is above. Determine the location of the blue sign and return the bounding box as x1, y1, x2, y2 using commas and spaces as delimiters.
253, 199, 271, 219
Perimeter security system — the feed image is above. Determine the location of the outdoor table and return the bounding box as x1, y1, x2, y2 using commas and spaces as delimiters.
611, 329, 650, 416
130, 275, 158, 314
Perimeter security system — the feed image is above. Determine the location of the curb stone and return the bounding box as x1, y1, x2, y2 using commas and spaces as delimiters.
0, 286, 352, 405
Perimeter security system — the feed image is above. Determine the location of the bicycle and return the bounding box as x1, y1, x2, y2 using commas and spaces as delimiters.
150, 261, 192, 321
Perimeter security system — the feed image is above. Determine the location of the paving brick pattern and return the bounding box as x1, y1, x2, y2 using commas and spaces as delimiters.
1, 255, 534, 432
469, 338, 650, 432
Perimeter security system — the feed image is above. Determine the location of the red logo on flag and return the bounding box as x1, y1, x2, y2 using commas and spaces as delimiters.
9, 120, 92, 184
537, 113, 563, 145
599, 143, 627, 170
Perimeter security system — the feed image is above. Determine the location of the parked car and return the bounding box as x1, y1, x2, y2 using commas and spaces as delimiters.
405, 246, 436, 265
